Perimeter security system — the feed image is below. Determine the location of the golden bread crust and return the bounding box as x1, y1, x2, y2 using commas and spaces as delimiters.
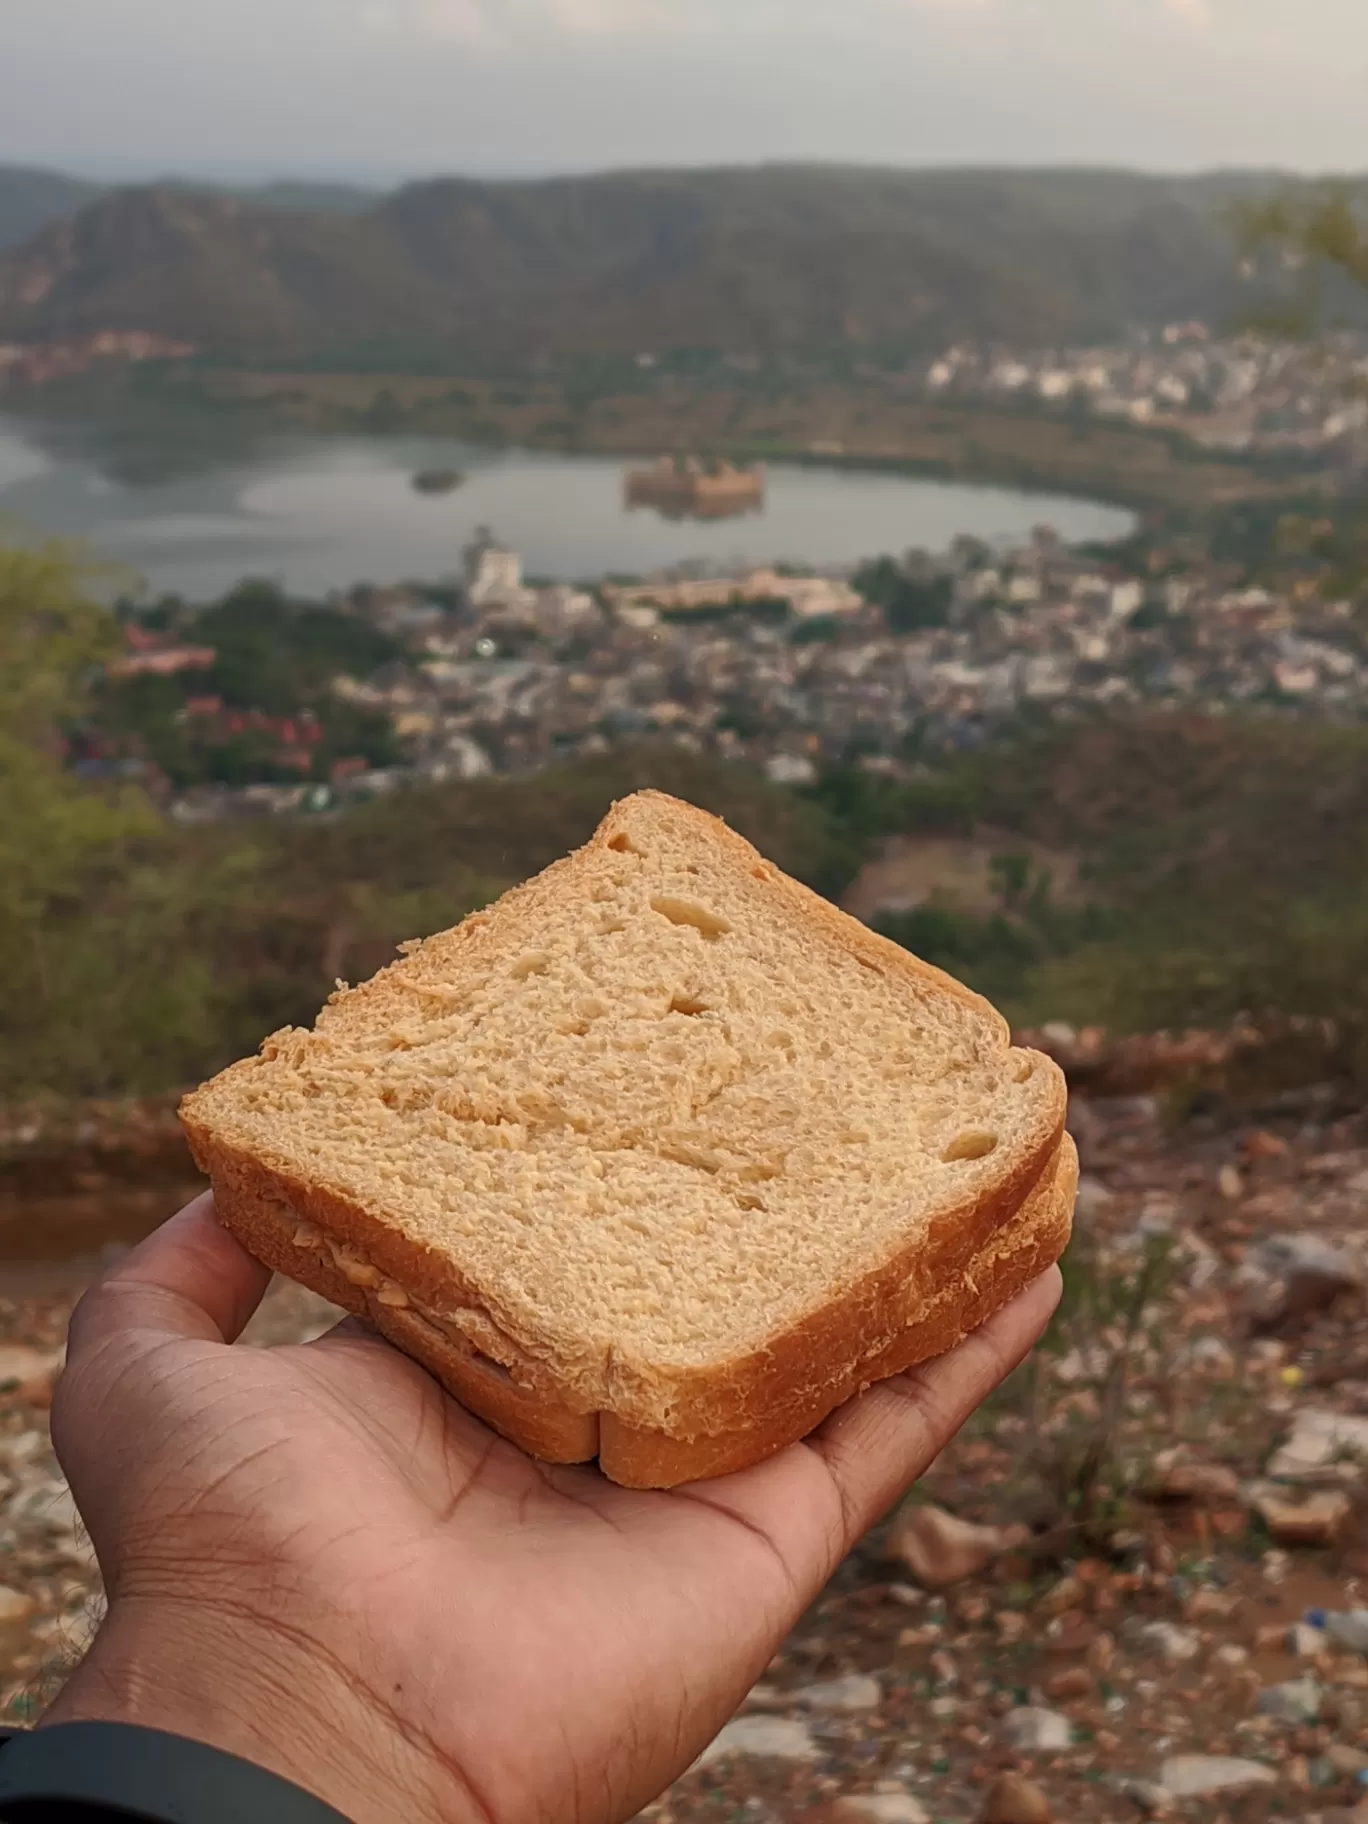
181, 790, 1071, 1460
201, 1134, 1075, 1487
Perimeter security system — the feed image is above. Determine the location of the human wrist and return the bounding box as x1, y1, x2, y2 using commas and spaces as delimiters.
42, 1594, 468, 1824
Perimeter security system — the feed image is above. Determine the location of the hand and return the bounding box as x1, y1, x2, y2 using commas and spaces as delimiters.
47, 1193, 1060, 1824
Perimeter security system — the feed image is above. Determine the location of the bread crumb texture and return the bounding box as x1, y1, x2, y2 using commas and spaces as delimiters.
183, 792, 1066, 1435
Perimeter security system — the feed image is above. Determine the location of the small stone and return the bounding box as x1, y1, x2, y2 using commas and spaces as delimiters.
995, 1610, 1028, 1643
1157, 1460, 1242, 1505
1219, 1164, 1245, 1201
1158, 1755, 1278, 1798
1122, 1779, 1175, 1816
1075, 1177, 1115, 1221
1267, 1411, 1368, 1480
1256, 1234, 1362, 1324
1045, 1620, 1095, 1657
1244, 1129, 1289, 1160
832, 1795, 931, 1824
886, 1584, 925, 1608
1287, 1622, 1331, 1658
0, 1346, 64, 1400
979, 1773, 1052, 1824
1037, 1575, 1085, 1618
742, 1683, 785, 1710
1256, 1676, 1322, 1725
1256, 1490, 1352, 1546
886, 1503, 1028, 1589
1003, 1707, 1072, 1753
1326, 1745, 1368, 1777
793, 1674, 882, 1713
1185, 1588, 1242, 1621
695, 1717, 818, 1768
1187, 1335, 1237, 1376
1214, 1643, 1250, 1668
1045, 1666, 1094, 1702
1136, 1621, 1201, 1663
0, 1586, 36, 1625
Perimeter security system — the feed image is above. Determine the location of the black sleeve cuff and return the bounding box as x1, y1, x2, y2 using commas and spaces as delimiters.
0, 1722, 353, 1822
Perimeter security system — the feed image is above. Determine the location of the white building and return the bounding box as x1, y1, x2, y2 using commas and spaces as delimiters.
464, 528, 526, 608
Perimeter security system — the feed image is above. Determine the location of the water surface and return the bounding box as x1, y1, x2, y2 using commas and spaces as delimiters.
0, 417, 1135, 598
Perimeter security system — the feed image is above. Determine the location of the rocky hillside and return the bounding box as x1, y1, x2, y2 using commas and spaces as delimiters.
4, 1086, 1368, 1820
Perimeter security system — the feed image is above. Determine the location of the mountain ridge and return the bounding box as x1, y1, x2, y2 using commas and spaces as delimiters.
0, 163, 1354, 362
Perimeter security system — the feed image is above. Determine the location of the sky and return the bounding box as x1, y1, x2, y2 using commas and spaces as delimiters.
2, 0, 1366, 184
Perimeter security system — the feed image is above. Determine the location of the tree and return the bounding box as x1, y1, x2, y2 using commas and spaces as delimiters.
0, 541, 121, 746
852, 555, 953, 634
1237, 186, 1368, 338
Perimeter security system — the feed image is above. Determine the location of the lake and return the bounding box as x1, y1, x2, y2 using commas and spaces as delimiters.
0, 416, 1135, 599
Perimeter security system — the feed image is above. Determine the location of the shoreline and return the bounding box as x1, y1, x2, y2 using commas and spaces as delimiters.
1, 361, 1311, 523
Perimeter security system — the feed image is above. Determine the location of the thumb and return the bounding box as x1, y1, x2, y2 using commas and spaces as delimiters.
67, 1193, 273, 1360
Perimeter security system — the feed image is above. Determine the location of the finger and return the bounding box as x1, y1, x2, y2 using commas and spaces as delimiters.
68, 1192, 272, 1356
810, 1267, 1063, 1543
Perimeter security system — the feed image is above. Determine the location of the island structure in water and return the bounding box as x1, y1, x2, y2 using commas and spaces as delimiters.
624, 455, 766, 521
412, 468, 466, 496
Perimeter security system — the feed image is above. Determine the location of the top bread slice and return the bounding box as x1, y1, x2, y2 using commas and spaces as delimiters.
182, 791, 1068, 1468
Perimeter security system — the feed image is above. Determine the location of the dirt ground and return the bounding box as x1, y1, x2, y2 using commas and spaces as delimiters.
3, 1090, 1368, 1823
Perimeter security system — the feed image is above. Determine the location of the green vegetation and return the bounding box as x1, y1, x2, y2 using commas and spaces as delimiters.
807, 713, 1368, 1082
2, 545, 847, 1098
853, 557, 954, 632
94, 583, 403, 789
12, 546, 1368, 1101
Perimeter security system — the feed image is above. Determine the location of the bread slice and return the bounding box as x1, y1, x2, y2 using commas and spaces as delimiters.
182, 791, 1071, 1487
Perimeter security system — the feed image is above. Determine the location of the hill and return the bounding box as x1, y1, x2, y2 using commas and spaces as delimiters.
0, 164, 1338, 363
0, 166, 102, 256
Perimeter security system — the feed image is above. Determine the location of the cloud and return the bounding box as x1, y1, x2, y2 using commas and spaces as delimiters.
413, 0, 495, 42
543, 0, 665, 29
1163, 0, 1213, 28
403, 0, 991, 49
407, 0, 665, 42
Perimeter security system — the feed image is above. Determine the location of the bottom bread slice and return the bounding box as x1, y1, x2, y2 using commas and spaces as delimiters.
213, 1133, 1076, 1488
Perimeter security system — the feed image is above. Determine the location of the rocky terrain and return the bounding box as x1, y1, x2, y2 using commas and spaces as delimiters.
3, 1085, 1368, 1824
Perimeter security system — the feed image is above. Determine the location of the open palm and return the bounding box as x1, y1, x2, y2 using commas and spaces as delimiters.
49, 1195, 1060, 1824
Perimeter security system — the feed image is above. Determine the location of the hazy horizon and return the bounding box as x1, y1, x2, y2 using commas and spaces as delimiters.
7, 156, 1367, 195
3, 0, 1366, 185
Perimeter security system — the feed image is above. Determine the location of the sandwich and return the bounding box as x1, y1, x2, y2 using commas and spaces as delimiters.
181, 791, 1075, 1489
